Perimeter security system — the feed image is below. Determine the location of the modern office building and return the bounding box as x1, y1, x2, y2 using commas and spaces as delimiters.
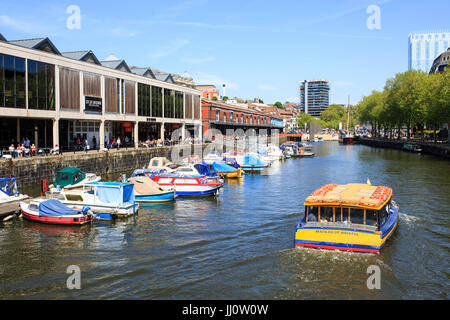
299, 80, 330, 118
0, 34, 202, 151
408, 31, 450, 72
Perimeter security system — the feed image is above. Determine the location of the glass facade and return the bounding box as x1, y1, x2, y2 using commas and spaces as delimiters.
0, 53, 26, 108
175, 91, 183, 119
138, 83, 151, 117
28, 59, 55, 110
408, 31, 450, 72
152, 86, 163, 117
164, 89, 175, 118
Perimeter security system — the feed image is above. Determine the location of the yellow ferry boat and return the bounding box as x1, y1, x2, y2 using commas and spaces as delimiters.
295, 183, 399, 254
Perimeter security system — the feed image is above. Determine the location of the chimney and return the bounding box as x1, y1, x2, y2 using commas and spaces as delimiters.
222, 84, 226, 98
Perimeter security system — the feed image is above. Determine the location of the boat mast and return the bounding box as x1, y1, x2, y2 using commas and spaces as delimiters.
346, 95, 350, 134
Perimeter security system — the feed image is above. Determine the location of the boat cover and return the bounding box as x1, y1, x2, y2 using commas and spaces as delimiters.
54, 167, 86, 188
38, 199, 79, 217
222, 157, 240, 169
243, 155, 266, 166
194, 162, 218, 177
212, 161, 237, 173
85, 182, 135, 205
129, 176, 166, 195
0, 178, 19, 196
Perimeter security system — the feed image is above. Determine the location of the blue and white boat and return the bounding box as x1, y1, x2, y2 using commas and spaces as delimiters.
241, 154, 269, 172
0, 178, 28, 221
212, 161, 243, 179
55, 181, 138, 220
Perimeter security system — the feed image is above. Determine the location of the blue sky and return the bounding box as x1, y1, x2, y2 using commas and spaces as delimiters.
1, 0, 449, 105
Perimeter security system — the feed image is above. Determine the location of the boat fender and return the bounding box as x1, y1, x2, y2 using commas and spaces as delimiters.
81, 206, 91, 215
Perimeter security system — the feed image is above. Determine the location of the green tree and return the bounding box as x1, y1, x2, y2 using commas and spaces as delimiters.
212, 96, 218, 101
274, 101, 283, 109
222, 96, 229, 101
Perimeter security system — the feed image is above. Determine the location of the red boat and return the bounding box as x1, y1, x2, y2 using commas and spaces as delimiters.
342, 134, 354, 145
20, 199, 95, 225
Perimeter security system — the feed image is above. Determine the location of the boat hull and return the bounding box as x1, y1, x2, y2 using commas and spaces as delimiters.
295, 208, 398, 254
135, 191, 175, 202
21, 205, 94, 225
217, 169, 243, 179
342, 137, 354, 145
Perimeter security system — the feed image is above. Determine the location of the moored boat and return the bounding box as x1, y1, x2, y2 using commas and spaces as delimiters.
212, 161, 243, 178
0, 178, 29, 221
295, 182, 399, 253
240, 154, 269, 172
403, 143, 422, 153
128, 176, 176, 202
48, 167, 100, 193
147, 157, 176, 172
151, 173, 223, 196
20, 199, 95, 225
51, 181, 138, 220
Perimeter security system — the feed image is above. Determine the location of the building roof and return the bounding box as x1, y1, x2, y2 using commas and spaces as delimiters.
130, 66, 156, 79
100, 59, 132, 73
429, 47, 450, 74
0, 33, 6, 42
62, 50, 101, 65
7, 37, 61, 55
152, 70, 175, 83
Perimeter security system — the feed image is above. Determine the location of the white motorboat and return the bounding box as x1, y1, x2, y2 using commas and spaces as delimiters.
0, 178, 28, 221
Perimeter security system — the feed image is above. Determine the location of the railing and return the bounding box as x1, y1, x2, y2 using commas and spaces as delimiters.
304, 221, 378, 232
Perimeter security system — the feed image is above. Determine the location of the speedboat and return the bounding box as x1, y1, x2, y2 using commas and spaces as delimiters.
266, 145, 284, 160
49, 167, 100, 193
151, 173, 223, 196
175, 164, 222, 182
20, 199, 95, 225
128, 175, 175, 202
241, 154, 269, 172
295, 183, 399, 254
203, 151, 223, 164
212, 161, 243, 179
403, 143, 422, 153
0, 178, 29, 221
50, 181, 138, 220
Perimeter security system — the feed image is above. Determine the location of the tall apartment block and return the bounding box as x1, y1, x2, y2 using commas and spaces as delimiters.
408, 31, 450, 72
299, 80, 330, 118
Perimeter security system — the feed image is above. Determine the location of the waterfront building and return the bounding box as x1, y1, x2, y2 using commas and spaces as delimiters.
0, 35, 202, 151
299, 80, 330, 118
429, 47, 450, 74
195, 85, 220, 100
201, 99, 280, 141
408, 31, 450, 72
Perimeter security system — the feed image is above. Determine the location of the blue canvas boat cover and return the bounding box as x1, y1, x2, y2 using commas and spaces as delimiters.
85, 182, 134, 205
212, 161, 237, 173
222, 157, 240, 169
0, 178, 19, 196
38, 199, 79, 217
194, 162, 218, 177
243, 155, 266, 166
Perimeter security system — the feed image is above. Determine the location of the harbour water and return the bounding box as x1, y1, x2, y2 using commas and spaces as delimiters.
0, 142, 449, 299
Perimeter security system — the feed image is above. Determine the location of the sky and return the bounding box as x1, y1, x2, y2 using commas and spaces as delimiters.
1, 0, 449, 105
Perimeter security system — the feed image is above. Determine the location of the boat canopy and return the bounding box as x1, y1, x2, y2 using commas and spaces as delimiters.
0, 178, 19, 196
131, 168, 168, 178
194, 162, 218, 177
128, 176, 166, 194
304, 183, 393, 210
38, 199, 79, 217
84, 182, 135, 205
54, 167, 86, 188
243, 155, 266, 166
223, 157, 240, 168
212, 161, 237, 173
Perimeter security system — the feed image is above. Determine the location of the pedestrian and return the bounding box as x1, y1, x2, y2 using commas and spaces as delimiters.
9, 144, 16, 158
117, 137, 121, 149
92, 136, 97, 149
16, 144, 22, 158
76, 137, 81, 151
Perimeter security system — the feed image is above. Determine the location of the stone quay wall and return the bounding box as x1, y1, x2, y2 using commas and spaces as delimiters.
0, 145, 206, 189
359, 138, 450, 160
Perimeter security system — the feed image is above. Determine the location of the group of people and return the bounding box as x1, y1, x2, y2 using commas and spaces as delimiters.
7, 138, 37, 158
104, 136, 133, 150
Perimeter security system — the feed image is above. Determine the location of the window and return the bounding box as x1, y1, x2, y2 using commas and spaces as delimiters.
0, 54, 26, 108
185, 93, 193, 119
164, 89, 175, 118
175, 91, 183, 119
216, 110, 220, 121
350, 208, 365, 225
366, 210, 378, 226
59, 67, 79, 110
28, 60, 55, 110
320, 207, 333, 222
307, 206, 318, 222
138, 83, 151, 117
152, 86, 163, 117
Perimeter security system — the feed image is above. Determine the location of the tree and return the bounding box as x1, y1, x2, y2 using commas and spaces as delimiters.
296, 113, 321, 130
212, 96, 218, 101
274, 101, 283, 109
222, 96, 229, 101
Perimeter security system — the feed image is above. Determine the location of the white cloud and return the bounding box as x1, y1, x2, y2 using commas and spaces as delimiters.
192, 71, 238, 90
149, 38, 191, 59
258, 84, 276, 91
182, 56, 216, 64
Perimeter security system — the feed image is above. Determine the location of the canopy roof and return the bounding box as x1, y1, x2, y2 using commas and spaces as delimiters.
212, 161, 237, 173
54, 167, 85, 188
304, 183, 393, 210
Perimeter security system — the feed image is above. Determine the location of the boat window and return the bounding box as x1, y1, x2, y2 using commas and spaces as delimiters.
320, 207, 333, 223
151, 160, 159, 166
58, 173, 69, 181
380, 205, 387, 224
307, 206, 318, 222
73, 171, 83, 182
366, 209, 378, 226
350, 208, 365, 225
65, 194, 84, 202
29, 204, 39, 211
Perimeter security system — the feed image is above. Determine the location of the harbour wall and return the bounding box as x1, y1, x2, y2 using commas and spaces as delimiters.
359, 138, 450, 160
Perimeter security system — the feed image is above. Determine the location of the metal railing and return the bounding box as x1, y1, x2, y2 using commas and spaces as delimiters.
304, 221, 378, 232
